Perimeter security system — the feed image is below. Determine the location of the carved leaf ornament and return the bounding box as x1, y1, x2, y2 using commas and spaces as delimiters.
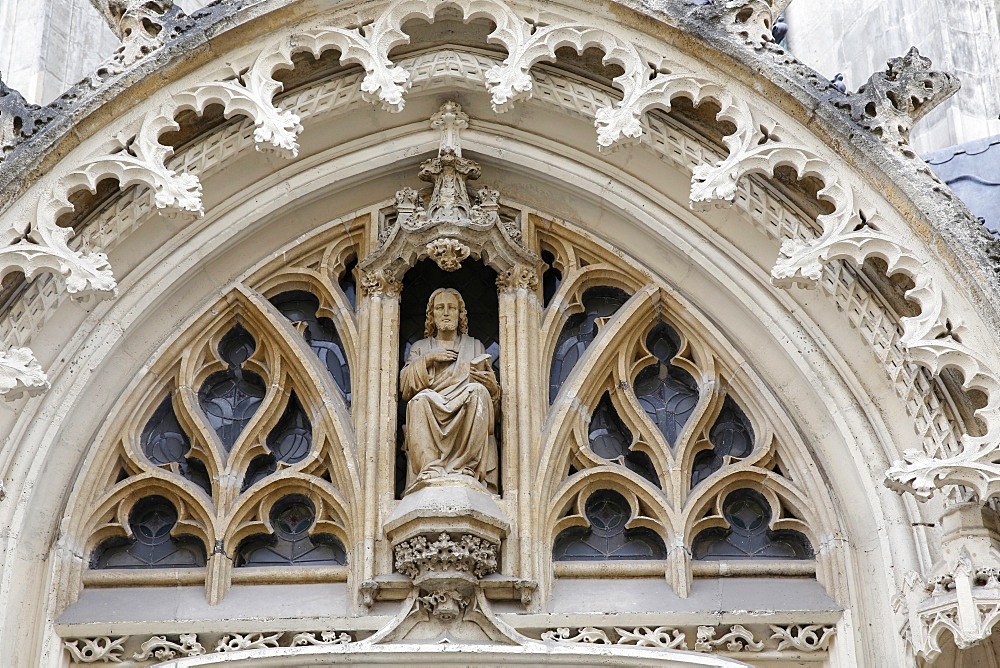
0, 0, 988, 610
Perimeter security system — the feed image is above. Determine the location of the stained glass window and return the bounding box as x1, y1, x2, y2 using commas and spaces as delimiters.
692, 489, 812, 560
198, 325, 267, 452
550, 286, 631, 402
141, 395, 212, 494
588, 393, 659, 486
236, 496, 347, 567
271, 291, 352, 406
634, 323, 699, 448
553, 489, 666, 561
92, 496, 206, 569
691, 395, 754, 487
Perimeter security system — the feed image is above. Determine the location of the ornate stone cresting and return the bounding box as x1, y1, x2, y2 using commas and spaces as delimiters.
92, 1, 185, 76
0, 73, 53, 151
834, 47, 960, 148
722, 0, 793, 50
897, 504, 1000, 661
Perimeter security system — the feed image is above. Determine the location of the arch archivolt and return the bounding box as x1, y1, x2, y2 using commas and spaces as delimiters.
0, 0, 987, 506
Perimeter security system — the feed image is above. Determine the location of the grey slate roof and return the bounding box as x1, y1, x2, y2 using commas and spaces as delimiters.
925, 134, 1000, 235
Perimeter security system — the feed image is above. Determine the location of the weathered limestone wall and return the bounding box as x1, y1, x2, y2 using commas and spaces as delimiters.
0, 0, 212, 105
785, 0, 1000, 153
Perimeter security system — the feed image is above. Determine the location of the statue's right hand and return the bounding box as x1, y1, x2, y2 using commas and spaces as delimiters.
424, 349, 458, 364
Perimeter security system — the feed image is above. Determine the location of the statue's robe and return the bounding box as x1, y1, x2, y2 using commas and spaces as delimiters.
400, 334, 499, 492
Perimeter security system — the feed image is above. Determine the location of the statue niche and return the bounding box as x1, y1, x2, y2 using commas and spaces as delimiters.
400, 288, 500, 494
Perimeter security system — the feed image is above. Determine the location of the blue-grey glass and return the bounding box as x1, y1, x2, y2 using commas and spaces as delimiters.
550, 287, 631, 403
271, 291, 352, 407
198, 325, 266, 453
553, 489, 666, 561
589, 393, 659, 487
339, 257, 357, 310
692, 489, 813, 560
141, 395, 212, 494
92, 496, 206, 569
634, 323, 699, 447
267, 393, 312, 463
691, 395, 755, 487
242, 454, 277, 491
237, 496, 347, 567
541, 250, 562, 308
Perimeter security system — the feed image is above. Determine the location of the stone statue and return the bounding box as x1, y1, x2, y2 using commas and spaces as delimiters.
400, 288, 500, 493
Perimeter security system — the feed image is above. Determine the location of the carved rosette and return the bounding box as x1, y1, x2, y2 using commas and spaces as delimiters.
394, 532, 500, 581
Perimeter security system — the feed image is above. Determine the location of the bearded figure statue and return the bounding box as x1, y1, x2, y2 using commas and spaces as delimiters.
400, 288, 500, 493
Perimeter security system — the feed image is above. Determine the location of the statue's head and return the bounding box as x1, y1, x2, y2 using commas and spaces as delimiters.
424, 288, 469, 338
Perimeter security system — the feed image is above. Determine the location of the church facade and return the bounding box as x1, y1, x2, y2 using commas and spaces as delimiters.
2, 1, 1000, 666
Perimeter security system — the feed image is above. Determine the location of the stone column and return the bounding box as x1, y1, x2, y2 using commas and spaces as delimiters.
358, 269, 402, 597
497, 264, 542, 587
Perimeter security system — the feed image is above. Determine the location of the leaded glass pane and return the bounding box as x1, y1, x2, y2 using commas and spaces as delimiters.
588, 394, 659, 487
92, 496, 206, 569
692, 489, 813, 560
550, 287, 631, 402
266, 393, 312, 464
236, 496, 347, 567
271, 291, 351, 406
691, 395, 755, 487
198, 325, 266, 452
553, 489, 666, 561
141, 395, 212, 494
634, 323, 699, 447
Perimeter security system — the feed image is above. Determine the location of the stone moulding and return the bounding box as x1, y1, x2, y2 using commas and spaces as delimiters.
0, 0, 993, 512
538, 623, 835, 654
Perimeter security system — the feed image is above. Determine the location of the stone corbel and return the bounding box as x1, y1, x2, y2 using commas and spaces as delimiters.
175, 39, 303, 158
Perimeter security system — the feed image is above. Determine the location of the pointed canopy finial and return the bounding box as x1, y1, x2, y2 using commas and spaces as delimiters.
430, 101, 469, 157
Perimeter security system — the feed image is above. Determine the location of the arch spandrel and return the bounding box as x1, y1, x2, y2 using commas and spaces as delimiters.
2, 0, 998, 665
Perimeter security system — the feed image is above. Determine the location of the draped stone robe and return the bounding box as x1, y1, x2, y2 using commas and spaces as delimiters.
400, 334, 499, 492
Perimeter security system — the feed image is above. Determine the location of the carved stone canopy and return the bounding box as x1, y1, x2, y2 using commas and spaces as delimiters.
358, 101, 539, 292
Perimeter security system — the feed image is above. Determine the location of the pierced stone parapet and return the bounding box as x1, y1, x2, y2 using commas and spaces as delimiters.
394, 532, 500, 581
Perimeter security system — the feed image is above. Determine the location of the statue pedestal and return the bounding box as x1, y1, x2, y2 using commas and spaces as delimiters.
384, 477, 510, 620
